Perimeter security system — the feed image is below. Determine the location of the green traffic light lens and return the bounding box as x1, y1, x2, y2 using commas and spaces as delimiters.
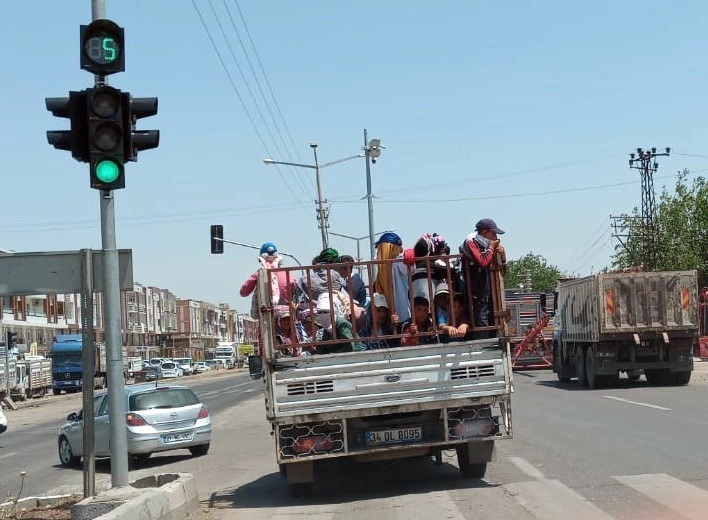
95, 160, 120, 183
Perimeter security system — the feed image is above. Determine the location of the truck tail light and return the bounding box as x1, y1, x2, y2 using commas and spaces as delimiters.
293, 435, 335, 454
197, 405, 209, 419
126, 413, 147, 427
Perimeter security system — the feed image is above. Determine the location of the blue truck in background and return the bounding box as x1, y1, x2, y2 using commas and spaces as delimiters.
50, 334, 109, 395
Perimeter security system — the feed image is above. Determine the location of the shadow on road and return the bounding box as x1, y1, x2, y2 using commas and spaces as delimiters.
206, 455, 497, 510
535, 378, 649, 391
54, 452, 194, 474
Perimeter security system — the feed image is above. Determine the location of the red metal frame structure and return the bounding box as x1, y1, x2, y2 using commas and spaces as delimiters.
510, 313, 554, 370
698, 301, 708, 360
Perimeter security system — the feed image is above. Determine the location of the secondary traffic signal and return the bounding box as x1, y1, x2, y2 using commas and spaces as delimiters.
211, 225, 224, 254
6, 331, 18, 350
123, 95, 159, 162
45, 90, 89, 162
80, 19, 125, 76
87, 86, 125, 190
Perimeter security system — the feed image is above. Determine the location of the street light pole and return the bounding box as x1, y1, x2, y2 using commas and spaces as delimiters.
264, 143, 368, 252
364, 129, 375, 262
310, 143, 328, 249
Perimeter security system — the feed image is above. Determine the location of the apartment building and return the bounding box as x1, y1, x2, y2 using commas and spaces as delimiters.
1, 285, 244, 361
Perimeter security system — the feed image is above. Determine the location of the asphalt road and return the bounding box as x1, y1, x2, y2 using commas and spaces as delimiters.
198, 365, 708, 520
4, 364, 708, 519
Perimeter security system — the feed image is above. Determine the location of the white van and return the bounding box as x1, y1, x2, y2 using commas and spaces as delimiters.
173, 357, 194, 376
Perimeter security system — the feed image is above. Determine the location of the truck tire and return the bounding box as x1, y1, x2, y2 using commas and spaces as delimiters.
673, 371, 691, 385
456, 444, 488, 479
554, 346, 571, 383
626, 370, 641, 381
585, 348, 600, 389
52, 389, 61, 396
576, 347, 588, 387
645, 369, 671, 386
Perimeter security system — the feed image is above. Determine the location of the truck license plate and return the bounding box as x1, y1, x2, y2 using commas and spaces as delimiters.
162, 432, 193, 444
365, 426, 422, 446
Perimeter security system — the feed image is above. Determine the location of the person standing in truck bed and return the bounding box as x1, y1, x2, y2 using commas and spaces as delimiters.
459, 218, 507, 339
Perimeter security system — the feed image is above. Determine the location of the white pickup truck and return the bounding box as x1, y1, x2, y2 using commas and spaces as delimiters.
251, 255, 514, 497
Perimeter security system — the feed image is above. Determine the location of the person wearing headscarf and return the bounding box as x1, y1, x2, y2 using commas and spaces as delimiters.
240, 242, 293, 318
294, 247, 347, 304
374, 232, 413, 325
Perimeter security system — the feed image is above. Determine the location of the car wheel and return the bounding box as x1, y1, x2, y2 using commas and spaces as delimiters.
190, 443, 210, 457
58, 436, 81, 467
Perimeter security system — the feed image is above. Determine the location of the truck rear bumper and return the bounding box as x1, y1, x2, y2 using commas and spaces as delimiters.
273, 395, 511, 464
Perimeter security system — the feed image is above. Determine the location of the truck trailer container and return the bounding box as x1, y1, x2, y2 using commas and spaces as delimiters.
553, 270, 698, 388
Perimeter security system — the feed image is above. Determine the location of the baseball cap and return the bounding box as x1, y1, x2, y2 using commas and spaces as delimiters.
435, 282, 450, 297
372, 292, 389, 309
260, 242, 278, 255
475, 218, 505, 235
374, 232, 402, 247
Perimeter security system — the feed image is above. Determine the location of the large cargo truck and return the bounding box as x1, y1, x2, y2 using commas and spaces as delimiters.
553, 270, 698, 388
11, 357, 52, 400
252, 254, 513, 497
50, 334, 110, 394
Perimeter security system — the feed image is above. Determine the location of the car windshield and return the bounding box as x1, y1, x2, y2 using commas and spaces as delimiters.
129, 388, 200, 411
162, 363, 176, 369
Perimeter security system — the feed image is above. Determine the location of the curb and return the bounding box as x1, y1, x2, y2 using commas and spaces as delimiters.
0, 493, 77, 516
71, 473, 198, 520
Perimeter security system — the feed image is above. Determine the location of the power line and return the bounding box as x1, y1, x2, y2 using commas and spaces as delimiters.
375, 155, 623, 197
222, 0, 312, 196
209, 0, 312, 197
190, 0, 308, 208
233, 0, 305, 166
331, 169, 708, 205
0, 202, 305, 233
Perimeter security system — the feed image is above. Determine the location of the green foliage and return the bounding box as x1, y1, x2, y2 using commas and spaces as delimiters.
612, 171, 708, 285
506, 252, 564, 292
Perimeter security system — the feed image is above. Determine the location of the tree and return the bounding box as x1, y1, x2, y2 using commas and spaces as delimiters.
506, 252, 564, 292
612, 170, 708, 286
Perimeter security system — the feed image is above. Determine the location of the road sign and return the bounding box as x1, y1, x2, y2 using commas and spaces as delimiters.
0, 250, 133, 295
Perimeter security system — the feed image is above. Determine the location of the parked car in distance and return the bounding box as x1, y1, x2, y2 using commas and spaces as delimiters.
57, 384, 211, 467
205, 360, 222, 370
141, 365, 163, 381
173, 358, 194, 376
149, 358, 165, 367
192, 362, 211, 374
160, 362, 182, 378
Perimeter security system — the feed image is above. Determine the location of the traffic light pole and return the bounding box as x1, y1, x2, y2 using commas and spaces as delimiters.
92, 0, 129, 489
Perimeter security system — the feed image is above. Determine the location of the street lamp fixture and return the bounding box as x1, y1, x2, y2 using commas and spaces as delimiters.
263, 142, 368, 250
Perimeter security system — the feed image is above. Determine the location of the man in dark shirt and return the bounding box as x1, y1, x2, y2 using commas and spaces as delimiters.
460, 218, 506, 339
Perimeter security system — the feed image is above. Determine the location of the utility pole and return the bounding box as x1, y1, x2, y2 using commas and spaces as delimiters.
91, 0, 129, 488
310, 142, 329, 249
629, 147, 670, 271
363, 132, 382, 262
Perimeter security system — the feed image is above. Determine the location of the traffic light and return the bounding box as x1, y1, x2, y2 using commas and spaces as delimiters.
211, 225, 224, 254
123, 95, 159, 162
80, 19, 125, 76
87, 86, 125, 190
6, 331, 18, 350
45, 90, 89, 162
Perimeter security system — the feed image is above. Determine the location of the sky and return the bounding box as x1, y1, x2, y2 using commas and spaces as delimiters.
2, 1, 708, 312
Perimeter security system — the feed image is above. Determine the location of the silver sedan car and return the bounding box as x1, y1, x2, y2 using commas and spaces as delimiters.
57, 383, 211, 466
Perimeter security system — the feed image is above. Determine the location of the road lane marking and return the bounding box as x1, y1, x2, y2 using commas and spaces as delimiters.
603, 395, 671, 411
509, 457, 547, 480
0, 452, 17, 460
199, 381, 256, 397
614, 473, 708, 520
506, 479, 616, 520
